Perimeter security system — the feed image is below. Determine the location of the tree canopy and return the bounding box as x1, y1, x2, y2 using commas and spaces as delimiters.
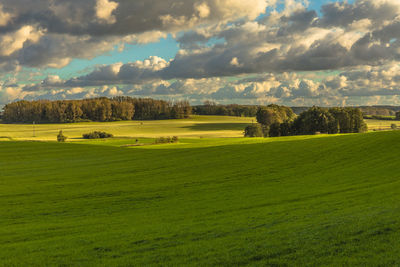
250, 106, 367, 138
2, 97, 191, 123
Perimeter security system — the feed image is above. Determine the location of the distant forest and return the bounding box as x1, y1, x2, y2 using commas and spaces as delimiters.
3, 97, 400, 124
195, 102, 400, 119
193, 101, 258, 117
2, 97, 191, 123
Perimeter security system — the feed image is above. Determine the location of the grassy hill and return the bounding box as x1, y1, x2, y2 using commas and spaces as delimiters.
1, 130, 400, 266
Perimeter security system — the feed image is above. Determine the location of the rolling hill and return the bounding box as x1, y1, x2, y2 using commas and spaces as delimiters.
1, 130, 400, 266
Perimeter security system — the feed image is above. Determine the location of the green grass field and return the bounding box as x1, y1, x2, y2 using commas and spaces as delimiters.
0, 115, 397, 142
1, 116, 400, 266
0, 116, 254, 141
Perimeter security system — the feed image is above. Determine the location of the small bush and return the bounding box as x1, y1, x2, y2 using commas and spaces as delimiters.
391, 124, 397, 130
57, 130, 67, 142
244, 124, 264, 137
82, 131, 113, 139
155, 136, 179, 144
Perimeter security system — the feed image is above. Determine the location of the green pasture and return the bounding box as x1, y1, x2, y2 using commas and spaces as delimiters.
365, 119, 400, 131
0, 116, 396, 142
1, 127, 400, 265
0, 116, 254, 141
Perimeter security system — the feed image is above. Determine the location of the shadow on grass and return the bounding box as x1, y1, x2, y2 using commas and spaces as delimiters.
182, 123, 251, 131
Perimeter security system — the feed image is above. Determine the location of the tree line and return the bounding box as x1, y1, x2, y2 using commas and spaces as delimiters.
2, 97, 191, 123
194, 102, 400, 121
192, 101, 258, 117
245, 106, 368, 137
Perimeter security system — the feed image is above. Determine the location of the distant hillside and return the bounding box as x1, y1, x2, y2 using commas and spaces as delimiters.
292, 106, 400, 116
358, 106, 400, 116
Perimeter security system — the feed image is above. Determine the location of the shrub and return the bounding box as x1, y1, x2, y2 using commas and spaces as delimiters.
391, 124, 397, 130
82, 131, 113, 139
57, 130, 67, 142
244, 124, 264, 137
155, 136, 179, 144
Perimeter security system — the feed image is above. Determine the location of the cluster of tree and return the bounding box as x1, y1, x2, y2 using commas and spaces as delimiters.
289, 107, 368, 136
82, 131, 113, 139
245, 106, 368, 137
155, 136, 179, 144
193, 101, 258, 117
255, 104, 296, 126
2, 97, 191, 123
244, 105, 296, 137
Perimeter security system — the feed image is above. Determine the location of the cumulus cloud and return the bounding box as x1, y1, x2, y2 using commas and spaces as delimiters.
0, 25, 43, 56
0, 0, 270, 71
8, 62, 400, 107
95, 0, 119, 24
2, 0, 400, 106
58, 0, 400, 84
0, 0, 269, 36
0, 4, 12, 27
64, 56, 169, 87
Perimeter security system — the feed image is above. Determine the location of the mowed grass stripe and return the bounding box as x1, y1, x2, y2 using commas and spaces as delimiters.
0, 131, 400, 266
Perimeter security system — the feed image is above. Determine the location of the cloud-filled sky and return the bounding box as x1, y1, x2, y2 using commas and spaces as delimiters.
0, 0, 400, 106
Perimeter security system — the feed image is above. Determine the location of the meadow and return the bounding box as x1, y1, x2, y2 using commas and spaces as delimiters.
0, 115, 397, 142
1, 116, 400, 266
0, 116, 253, 141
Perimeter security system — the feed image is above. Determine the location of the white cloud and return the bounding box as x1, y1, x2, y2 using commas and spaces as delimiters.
230, 57, 241, 67
212, 0, 269, 20
95, 0, 119, 24
66, 87, 84, 95
0, 26, 43, 56
0, 4, 12, 26
195, 2, 211, 19
107, 86, 123, 96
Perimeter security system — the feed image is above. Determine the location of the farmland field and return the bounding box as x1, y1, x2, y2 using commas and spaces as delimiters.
365, 119, 400, 131
1, 116, 400, 266
0, 115, 396, 142
0, 116, 253, 141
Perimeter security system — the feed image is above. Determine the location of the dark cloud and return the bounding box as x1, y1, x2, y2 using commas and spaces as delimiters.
0, 0, 268, 36
319, 0, 400, 28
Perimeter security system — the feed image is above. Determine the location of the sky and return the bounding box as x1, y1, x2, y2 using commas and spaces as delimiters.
0, 0, 399, 107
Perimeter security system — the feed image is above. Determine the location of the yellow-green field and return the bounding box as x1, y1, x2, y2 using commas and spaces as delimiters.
365, 119, 400, 131
0, 116, 254, 141
0, 116, 396, 142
